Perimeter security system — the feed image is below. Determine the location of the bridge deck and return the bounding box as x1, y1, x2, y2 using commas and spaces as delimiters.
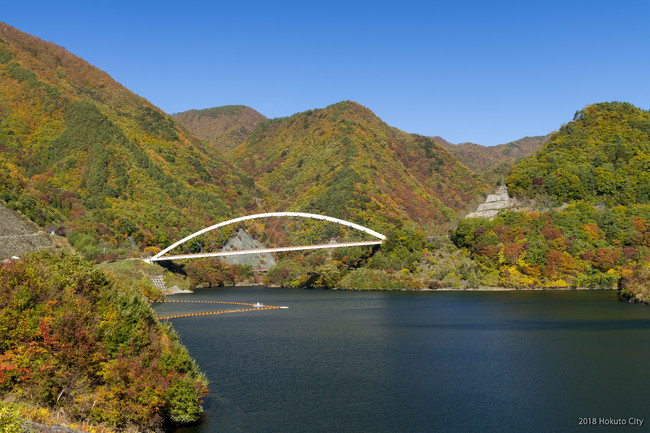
151, 240, 383, 262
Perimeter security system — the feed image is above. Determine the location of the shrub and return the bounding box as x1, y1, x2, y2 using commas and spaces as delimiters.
0, 251, 208, 430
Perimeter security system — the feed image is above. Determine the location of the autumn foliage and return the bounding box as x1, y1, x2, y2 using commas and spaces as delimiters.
233, 101, 486, 229
618, 261, 650, 303
0, 23, 260, 262
452, 203, 650, 289
184, 257, 253, 287
0, 251, 208, 430
508, 102, 650, 207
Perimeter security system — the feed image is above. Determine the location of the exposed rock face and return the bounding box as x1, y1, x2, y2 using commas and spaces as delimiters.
221, 228, 277, 270
0, 203, 53, 259
465, 185, 525, 219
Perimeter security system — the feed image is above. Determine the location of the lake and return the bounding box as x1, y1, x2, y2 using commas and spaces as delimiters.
153, 288, 650, 432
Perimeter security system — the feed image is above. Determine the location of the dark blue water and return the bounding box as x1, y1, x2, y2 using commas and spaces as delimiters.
154, 288, 650, 433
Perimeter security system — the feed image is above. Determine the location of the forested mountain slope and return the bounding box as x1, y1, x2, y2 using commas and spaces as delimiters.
435, 135, 549, 185
0, 23, 262, 260
507, 102, 650, 205
232, 101, 486, 231
173, 105, 266, 154
452, 102, 650, 299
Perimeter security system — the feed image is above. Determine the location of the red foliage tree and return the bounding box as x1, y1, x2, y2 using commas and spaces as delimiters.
590, 247, 621, 271
184, 258, 233, 287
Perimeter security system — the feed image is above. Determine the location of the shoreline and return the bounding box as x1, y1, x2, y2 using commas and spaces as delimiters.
421, 286, 617, 292
236, 284, 617, 292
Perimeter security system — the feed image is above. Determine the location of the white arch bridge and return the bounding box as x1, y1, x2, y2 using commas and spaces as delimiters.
149, 212, 386, 262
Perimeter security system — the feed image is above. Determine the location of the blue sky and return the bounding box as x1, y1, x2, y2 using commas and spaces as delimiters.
3, 0, 649, 145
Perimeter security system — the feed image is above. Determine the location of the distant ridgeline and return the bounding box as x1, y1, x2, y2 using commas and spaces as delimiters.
173, 105, 267, 154
435, 135, 549, 185
454, 102, 650, 301
232, 101, 486, 230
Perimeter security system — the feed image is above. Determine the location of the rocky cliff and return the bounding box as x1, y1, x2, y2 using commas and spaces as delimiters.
221, 228, 277, 270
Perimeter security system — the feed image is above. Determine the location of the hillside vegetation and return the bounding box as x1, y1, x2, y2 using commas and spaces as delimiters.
0, 21, 485, 266
233, 101, 486, 231
3, 23, 649, 302
508, 102, 650, 206
435, 135, 548, 186
452, 102, 650, 299
173, 105, 266, 154
0, 22, 262, 261
0, 251, 208, 431
222, 101, 487, 291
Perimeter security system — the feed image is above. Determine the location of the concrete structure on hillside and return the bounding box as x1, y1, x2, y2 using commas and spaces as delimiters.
0, 203, 52, 259
465, 185, 525, 219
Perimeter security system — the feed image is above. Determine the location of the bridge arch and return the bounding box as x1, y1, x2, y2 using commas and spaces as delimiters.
150, 212, 386, 262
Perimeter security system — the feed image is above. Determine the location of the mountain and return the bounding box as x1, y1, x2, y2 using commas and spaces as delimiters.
232, 101, 486, 230
435, 135, 549, 186
0, 22, 262, 260
173, 105, 267, 154
507, 102, 650, 205
452, 102, 650, 295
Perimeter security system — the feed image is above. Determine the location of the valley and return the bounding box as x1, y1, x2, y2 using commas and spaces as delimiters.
1, 19, 650, 433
